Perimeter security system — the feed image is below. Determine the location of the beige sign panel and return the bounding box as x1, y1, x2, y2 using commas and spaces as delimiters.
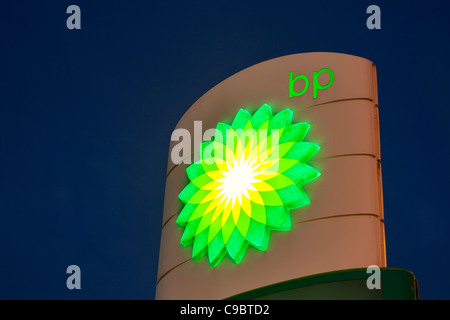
156, 52, 385, 300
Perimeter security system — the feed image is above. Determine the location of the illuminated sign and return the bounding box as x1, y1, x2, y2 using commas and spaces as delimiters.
157, 52, 388, 300
177, 104, 321, 267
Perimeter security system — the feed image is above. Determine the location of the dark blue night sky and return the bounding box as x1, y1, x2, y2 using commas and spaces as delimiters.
1, 1, 449, 299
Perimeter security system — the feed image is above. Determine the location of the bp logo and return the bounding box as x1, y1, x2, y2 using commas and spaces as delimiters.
177, 104, 321, 267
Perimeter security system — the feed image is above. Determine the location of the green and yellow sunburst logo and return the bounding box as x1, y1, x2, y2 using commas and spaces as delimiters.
177, 104, 321, 267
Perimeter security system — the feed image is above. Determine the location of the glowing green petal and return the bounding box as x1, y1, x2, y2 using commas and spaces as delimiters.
259, 190, 284, 206
277, 184, 310, 209
176, 203, 197, 226
263, 174, 295, 190
270, 109, 293, 129
226, 228, 246, 262
215, 122, 231, 144
264, 206, 286, 228
231, 109, 252, 130
190, 172, 214, 189
251, 104, 272, 129
208, 233, 227, 267
183, 187, 212, 204
285, 142, 321, 163
196, 210, 214, 235
222, 214, 235, 244
201, 160, 221, 177
236, 209, 251, 237
208, 215, 223, 243
186, 162, 205, 181
249, 202, 266, 225
246, 220, 270, 251
284, 162, 322, 186
279, 122, 310, 144
273, 142, 296, 160
192, 228, 209, 261
180, 217, 201, 247
201, 140, 215, 160
265, 206, 292, 231
267, 158, 298, 174
178, 182, 199, 203
187, 201, 211, 222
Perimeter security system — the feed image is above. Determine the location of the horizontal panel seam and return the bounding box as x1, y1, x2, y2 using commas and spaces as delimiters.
294, 212, 380, 225
161, 153, 380, 231
156, 214, 383, 284
166, 98, 377, 177
308, 153, 377, 162
296, 97, 374, 111
167, 153, 378, 180
161, 209, 180, 230
156, 259, 191, 286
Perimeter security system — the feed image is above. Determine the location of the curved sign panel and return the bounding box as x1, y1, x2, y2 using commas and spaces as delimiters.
156, 52, 385, 300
